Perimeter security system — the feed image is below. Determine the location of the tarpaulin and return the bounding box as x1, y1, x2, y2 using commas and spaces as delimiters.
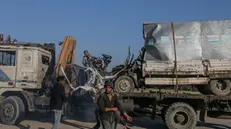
143, 20, 231, 61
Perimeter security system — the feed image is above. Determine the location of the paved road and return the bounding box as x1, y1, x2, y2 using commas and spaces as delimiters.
0, 112, 230, 129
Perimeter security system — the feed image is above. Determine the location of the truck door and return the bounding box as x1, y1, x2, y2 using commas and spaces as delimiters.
15, 49, 37, 88
0, 49, 17, 87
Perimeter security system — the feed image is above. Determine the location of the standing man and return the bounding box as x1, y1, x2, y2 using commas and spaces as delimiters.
98, 83, 132, 129
50, 76, 67, 129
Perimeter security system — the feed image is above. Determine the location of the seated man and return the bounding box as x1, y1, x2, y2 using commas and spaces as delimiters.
82, 50, 92, 67
93, 109, 132, 129
93, 82, 132, 129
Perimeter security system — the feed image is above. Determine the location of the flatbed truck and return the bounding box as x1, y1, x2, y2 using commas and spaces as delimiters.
110, 20, 231, 129
117, 89, 231, 129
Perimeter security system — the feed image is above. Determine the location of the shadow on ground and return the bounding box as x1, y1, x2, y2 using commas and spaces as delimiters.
20, 100, 231, 129
120, 115, 231, 129
197, 122, 231, 129
17, 124, 31, 129
61, 120, 91, 129
20, 111, 231, 129
22, 111, 92, 129
128, 116, 168, 129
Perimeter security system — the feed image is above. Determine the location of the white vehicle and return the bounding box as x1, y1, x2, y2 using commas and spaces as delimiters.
0, 35, 76, 125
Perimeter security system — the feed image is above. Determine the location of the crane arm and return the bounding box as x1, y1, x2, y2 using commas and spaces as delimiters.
56, 36, 77, 77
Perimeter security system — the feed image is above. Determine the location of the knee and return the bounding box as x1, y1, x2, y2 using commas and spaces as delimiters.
94, 108, 99, 114
116, 111, 121, 117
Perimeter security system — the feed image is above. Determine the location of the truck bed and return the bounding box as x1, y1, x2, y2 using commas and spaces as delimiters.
143, 59, 231, 85
118, 89, 231, 102
144, 59, 231, 75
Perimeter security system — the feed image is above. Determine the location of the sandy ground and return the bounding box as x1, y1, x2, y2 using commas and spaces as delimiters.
0, 112, 230, 129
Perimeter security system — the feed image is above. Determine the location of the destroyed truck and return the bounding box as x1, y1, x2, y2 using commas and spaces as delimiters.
113, 20, 231, 96
108, 20, 231, 129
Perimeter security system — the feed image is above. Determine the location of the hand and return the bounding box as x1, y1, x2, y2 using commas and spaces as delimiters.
112, 107, 118, 112
124, 125, 132, 129
126, 115, 132, 122
69, 91, 73, 96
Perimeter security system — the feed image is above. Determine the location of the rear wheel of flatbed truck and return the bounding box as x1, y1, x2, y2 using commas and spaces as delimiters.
0, 96, 25, 125
165, 102, 197, 129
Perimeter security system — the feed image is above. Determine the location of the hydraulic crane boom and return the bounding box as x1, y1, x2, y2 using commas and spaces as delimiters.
56, 36, 77, 77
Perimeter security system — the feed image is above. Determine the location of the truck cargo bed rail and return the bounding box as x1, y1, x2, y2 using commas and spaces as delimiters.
118, 90, 231, 102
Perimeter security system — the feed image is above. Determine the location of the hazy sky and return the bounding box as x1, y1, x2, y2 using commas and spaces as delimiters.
1, 0, 231, 68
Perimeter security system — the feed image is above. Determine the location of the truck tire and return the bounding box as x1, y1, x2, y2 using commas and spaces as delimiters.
209, 79, 231, 96
165, 102, 197, 129
114, 75, 135, 93
0, 96, 25, 125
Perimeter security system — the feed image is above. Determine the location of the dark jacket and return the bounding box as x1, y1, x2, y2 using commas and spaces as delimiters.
50, 83, 67, 110
97, 92, 124, 122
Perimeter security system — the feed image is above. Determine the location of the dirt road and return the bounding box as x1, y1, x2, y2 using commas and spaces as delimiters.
0, 112, 230, 129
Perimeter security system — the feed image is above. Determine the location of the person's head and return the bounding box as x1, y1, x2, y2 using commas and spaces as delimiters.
57, 76, 65, 85
104, 81, 113, 94
84, 50, 90, 56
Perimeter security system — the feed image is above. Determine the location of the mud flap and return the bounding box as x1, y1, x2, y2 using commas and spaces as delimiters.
151, 99, 156, 120
198, 102, 207, 122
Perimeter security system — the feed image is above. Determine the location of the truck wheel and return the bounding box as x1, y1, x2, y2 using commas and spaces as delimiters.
0, 96, 25, 125
165, 102, 197, 129
114, 75, 135, 93
209, 80, 231, 96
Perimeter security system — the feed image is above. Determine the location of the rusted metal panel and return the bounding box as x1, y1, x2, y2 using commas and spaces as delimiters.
145, 60, 175, 72
207, 59, 231, 72
144, 60, 205, 75
144, 59, 231, 76
145, 77, 208, 85
119, 91, 231, 102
